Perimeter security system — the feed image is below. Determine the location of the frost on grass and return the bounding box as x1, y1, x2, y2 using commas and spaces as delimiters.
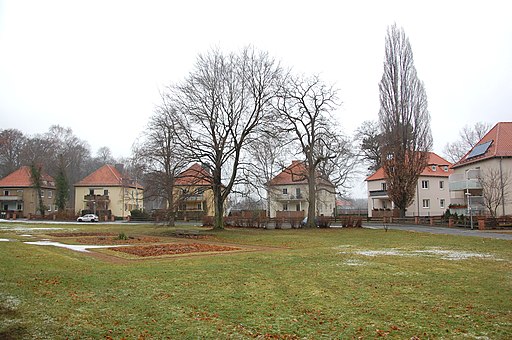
337, 247, 500, 262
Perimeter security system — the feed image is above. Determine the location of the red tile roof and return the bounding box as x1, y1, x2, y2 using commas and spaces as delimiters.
366, 152, 453, 181
0, 166, 55, 188
268, 160, 334, 187
452, 122, 512, 168
75, 164, 142, 188
175, 163, 213, 186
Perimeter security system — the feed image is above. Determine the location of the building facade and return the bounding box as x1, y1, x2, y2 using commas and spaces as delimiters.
268, 161, 336, 219
367, 152, 453, 217
173, 163, 215, 220
74, 164, 143, 219
0, 166, 56, 218
449, 122, 512, 217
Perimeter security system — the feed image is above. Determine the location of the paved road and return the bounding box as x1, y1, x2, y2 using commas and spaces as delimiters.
363, 223, 512, 240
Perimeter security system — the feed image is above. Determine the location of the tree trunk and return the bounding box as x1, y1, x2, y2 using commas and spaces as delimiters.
399, 207, 406, 218
213, 187, 224, 230
306, 163, 316, 228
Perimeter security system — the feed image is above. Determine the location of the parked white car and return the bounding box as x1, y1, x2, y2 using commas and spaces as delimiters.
77, 214, 99, 222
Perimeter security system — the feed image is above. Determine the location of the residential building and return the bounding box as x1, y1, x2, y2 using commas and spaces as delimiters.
173, 163, 215, 220
449, 122, 512, 217
366, 152, 453, 217
74, 164, 143, 219
0, 166, 56, 218
267, 161, 336, 219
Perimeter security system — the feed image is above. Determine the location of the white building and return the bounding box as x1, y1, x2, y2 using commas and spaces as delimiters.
449, 122, 512, 217
367, 152, 453, 217
268, 161, 336, 219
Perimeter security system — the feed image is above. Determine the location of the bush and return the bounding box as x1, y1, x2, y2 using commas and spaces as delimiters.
130, 209, 150, 221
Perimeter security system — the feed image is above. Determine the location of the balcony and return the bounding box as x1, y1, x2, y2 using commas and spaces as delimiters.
182, 195, 205, 202
276, 193, 304, 201
369, 190, 388, 197
84, 194, 110, 202
0, 195, 23, 201
449, 173, 482, 191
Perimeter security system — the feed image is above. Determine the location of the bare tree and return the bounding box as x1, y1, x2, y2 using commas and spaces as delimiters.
133, 101, 189, 226
443, 122, 492, 163
245, 131, 290, 217
479, 168, 510, 218
275, 74, 352, 227
0, 129, 26, 178
96, 146, 115, 165
354, 120, 382, 174
378, 24, 433, 218
168, 47, 283, 229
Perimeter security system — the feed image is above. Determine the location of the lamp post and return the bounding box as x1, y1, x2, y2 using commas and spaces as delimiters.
465, 169, 475, 230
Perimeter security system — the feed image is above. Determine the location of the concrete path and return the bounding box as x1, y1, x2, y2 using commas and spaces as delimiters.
363, 223, 512, 241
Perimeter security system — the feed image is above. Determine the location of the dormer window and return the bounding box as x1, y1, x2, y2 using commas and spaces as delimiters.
443, 166, 448, 172
431, 165, 437, 171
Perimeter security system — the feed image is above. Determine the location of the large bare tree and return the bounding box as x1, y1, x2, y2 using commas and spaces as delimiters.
443, 122, 492, 163
275, 74, 353, 227
168, 47, 283, 229
378, 24, 433, 218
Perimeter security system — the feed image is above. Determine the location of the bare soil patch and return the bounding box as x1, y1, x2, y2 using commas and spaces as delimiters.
110, 243, 241, 257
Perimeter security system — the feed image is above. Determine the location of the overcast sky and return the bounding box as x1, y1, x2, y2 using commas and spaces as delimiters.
1, 0, 511, 196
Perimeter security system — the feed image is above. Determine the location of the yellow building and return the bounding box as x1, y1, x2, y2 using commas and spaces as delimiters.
74, 164, 143, 219
173, 163, 215, 220
0, 166, 56, 218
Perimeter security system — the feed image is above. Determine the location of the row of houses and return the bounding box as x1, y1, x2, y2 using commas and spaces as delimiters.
0, 158, 338, 220
1, 122, 510, 220
366, 122, 512, 218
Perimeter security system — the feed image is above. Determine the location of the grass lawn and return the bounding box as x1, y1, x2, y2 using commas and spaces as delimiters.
1, 222, 511, 339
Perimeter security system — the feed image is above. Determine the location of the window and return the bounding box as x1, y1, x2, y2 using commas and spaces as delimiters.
89, 189, 94, 196
282, 188, 288, 195
40, 191, 44, 198
432, 165, 437, 171
421, 180, 429, 189
296, 203, 301, 211
283, 203, 288, 211
295, 188, 301, 197
48, 190, 53, 198
443, 166, 448, 172
104, 189, 109, 196
17, 203, 23, 210
197, 203, 202, 210
439, 181, 444, 189
440, 199, 445, 208
381, 182, 387, 191
4, 190, 8, 196
422, 199, 430, 208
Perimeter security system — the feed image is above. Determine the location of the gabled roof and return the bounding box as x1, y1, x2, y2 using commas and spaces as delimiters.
175, 163, 213, 186
268, 160, 334, 187
366, 152, 453, 181
452, 122, 512, 168
75, 164, 142, 188
0, 166, 55, 189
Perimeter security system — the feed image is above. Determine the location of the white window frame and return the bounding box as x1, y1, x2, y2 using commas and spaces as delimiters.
439, 181, 444, 190
283, 203, 288, 211
422, 199, 430, 208
432, 165, 437, 171
421, 180, 429, 189
440, 199, 445, 208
